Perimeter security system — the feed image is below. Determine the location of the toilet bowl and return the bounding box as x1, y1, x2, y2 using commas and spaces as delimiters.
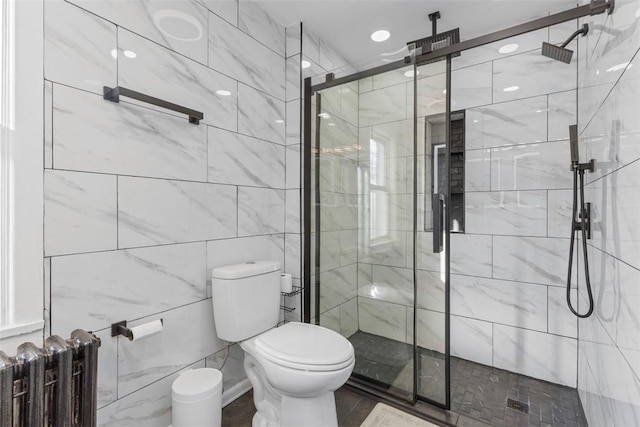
210, 261, 355, 427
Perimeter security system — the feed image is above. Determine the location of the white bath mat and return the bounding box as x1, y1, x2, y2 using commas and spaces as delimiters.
360, 402, 440, 427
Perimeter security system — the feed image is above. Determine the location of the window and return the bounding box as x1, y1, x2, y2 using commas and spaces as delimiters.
369, 138, 389, 241
0, 0, 44, 343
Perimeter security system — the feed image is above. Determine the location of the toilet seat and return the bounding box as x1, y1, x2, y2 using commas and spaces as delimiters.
254, 323, 354, 372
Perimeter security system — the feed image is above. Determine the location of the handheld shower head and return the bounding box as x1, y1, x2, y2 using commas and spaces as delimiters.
542, 24, 589, 64
569, 124, 579, 165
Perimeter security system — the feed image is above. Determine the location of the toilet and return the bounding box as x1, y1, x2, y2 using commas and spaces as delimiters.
211, 261, 355, 427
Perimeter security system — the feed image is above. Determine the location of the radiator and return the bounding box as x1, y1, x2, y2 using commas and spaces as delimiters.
0, 329, 101, 427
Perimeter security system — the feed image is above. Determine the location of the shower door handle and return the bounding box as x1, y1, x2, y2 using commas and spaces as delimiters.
432, 193, 444, 253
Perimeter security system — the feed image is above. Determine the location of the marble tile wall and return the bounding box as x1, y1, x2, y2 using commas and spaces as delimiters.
576, 0, 640, 424
442, 21, 581, 387
43, 0, 292, 422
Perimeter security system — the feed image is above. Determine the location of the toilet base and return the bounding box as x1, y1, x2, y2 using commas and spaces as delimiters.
280, 393, 338, 427
244, 351, 341, 427
251, 392, 338, 427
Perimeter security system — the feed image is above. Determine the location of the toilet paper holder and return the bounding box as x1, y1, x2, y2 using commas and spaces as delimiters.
111, 319, 164, 340
111, 320, 134, 339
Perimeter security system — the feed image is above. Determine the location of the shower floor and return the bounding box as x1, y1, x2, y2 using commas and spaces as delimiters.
349, 330, 587, 427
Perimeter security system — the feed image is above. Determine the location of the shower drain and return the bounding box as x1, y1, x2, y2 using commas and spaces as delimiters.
506, 398, 529, 414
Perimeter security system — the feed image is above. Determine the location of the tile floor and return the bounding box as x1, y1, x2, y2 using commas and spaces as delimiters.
222, 331, 588, 427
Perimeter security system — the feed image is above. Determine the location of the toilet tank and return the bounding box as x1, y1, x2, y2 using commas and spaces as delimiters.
211, 261, 281, 342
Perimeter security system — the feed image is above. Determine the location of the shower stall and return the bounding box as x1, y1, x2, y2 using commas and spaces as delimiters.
306, 56, 454, 407
302, 0, 614, 419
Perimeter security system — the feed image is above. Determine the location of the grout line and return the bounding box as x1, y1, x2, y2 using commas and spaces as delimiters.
47, 167, 288, 190
47, 233, 286, 259
116, 175, 119, 249
236, 185, 239, 237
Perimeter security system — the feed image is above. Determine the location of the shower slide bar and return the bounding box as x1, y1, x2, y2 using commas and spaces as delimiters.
310, 0, 614, 93
0, 329, 101, 426
103, 86, 204, 125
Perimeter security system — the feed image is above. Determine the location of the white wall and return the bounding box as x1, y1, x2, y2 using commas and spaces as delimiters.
576, 0, 640, 424
0, 0, 45, 350
0, 0, 297, 424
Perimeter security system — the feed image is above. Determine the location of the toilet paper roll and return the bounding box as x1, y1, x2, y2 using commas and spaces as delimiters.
280, 273, 293, 293
129, 319, 163, 342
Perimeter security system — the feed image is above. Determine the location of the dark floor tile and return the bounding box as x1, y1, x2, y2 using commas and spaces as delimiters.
223, 333, 588, 427
335, 387, 365, 417
339, 397, 378, 427
222, 390, 255, 427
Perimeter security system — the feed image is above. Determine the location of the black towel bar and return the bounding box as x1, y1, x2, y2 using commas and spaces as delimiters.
103, 86, 203, 125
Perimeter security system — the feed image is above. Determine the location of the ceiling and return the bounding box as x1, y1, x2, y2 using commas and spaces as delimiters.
255, 0, 578, 65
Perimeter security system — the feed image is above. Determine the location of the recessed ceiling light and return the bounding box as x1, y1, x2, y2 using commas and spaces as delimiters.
498, 43, 519, 54
404, 70, 419, 77
301, 60, 311, 69
216, 89, 231, 96
635, 8, 640, 18
123, 50, 137, 59
275, 119, 285, 124
110, 49, 117, 58
472, 119, 479, 123
318, 112, 330, 119
371, 30, 390, 42
328, 122, 336, 127
503, 86, 519, 92
536, 109, 542, 113
442, 89, 447, 94
153, 9, 203, 41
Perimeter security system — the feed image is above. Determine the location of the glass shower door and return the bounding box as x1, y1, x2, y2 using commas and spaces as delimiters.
312, 64, 417, 401
309, 55, 450, 407
413, 58, 450, 407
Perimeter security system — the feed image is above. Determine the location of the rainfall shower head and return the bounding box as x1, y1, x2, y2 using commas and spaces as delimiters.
408, 29, 460, 65
569, 124, 579, 165
407, 11, 460, 65
542, 24, 589, 64
541, 42, 574, 64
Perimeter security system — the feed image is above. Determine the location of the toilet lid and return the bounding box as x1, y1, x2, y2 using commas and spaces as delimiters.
254, 323, 354, 371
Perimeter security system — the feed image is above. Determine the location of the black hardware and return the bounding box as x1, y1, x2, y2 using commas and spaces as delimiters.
507, 398, 530, 414
572, 159, 596, 172
432, 193, 445, 253
566, 124, 595, 318
590, 0, 615, 15
575, 202, 592, 239
310, 2, 614, 94
428, 11, 441, 36
541, 24, 589, 64
325, 73, 335, 83
103, 86, 203, 125
303, 77, 312, 324
562, 24, 589, 49
111, 320, 133, 340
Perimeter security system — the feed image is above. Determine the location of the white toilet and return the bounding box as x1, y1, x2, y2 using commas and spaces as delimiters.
211, 261, 355, 427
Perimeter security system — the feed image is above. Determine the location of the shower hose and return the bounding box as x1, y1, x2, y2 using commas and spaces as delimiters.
567, 166, 594, 318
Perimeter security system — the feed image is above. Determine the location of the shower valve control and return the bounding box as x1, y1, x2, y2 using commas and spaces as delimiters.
574, 202, 592, 240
